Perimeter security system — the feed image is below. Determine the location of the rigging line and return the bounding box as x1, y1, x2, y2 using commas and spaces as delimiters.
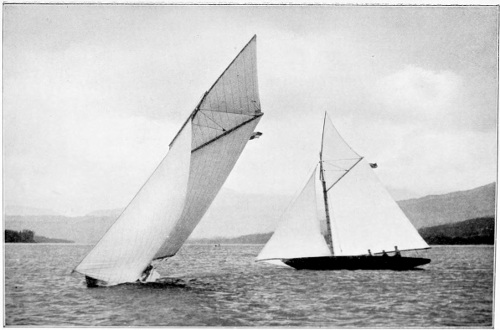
198, 110, 226, 131
326, 157, 364, 193
322, 157, 362, 162
192, 123, 225, 132
169, 91, 207, 147
192, 113, 263, 153
322, 164, 350, 171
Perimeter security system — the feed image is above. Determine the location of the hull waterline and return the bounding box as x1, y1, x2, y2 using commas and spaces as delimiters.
282, 256, 431, 270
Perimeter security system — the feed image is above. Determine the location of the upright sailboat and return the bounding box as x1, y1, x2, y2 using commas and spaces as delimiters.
256, 113, 430, 270
74, 36, 263, 287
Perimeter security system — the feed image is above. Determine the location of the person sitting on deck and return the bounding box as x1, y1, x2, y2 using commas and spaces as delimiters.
368, 249, 373, 256
394, 246, 401, 257
382, 250, 389, 257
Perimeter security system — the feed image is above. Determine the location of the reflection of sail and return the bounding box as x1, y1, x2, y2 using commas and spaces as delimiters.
74, 124, 192, 285
256, 168, 331, 261
74, 36, 263, 285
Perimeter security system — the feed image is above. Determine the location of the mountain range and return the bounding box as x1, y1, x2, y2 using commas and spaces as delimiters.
4, 182, 496, 244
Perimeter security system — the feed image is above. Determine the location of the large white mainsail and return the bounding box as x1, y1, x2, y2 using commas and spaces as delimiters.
327, 158, 429, 256
321, 113, 429, 256
74, 36, 263, 285
257, 112, 428, 262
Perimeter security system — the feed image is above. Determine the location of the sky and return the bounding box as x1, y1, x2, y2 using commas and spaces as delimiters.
3, 5, 498, 216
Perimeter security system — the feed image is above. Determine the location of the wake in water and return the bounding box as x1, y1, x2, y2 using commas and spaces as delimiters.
119, 277, 217, 291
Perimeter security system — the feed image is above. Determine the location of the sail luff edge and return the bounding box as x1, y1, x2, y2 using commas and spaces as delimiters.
169, 92, 207, 147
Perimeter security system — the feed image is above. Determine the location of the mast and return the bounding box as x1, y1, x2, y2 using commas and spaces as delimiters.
320, 112, 334, 255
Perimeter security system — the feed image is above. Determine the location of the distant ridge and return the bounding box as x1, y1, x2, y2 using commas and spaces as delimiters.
398, 183, 495, 229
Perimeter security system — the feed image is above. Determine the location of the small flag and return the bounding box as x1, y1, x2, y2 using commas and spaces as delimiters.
369, 163, 378, 168
250, 132, 263, 140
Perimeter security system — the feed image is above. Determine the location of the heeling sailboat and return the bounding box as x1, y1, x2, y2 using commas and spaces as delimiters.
73, 35, 263, 287
256, 112, 430, 270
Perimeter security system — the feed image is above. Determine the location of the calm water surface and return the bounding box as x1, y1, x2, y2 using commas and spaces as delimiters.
4, 244, 494, 327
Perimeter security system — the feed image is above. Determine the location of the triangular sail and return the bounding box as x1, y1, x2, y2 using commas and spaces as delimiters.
256, 168, 332, 261
73, 123, 192, 285
327, 158, 430, 256
321, 113, 362, 191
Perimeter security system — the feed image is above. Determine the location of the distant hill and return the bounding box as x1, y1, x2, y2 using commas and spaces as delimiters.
85, 208, 123, 217
5, 229, 75, 243
398, 183, 495, 228
4, 183, 495, 243
4, 215, 115, 244
34, 235, 74, 243
190, 232, 273, 245
418, 217, 494, 245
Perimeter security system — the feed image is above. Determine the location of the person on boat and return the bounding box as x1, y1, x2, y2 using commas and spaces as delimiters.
394, 246, 401, 257
382, 250, 388, 257
368, 249, 373, 256
140, 264, 153, 281
140, 264, 161, 283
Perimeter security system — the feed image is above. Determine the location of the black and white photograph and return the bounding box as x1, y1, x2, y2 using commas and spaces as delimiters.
3, 3, 497, 327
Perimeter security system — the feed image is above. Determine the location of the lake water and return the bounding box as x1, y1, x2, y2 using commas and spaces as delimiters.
4, 244, 494, 327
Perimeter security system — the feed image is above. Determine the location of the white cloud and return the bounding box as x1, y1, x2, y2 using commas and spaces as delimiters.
372, 66, 463, 122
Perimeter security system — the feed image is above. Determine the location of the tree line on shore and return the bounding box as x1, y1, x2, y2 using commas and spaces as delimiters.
5, 229, 35, 243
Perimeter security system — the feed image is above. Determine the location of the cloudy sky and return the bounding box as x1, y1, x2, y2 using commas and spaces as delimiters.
3, 5, 498, 216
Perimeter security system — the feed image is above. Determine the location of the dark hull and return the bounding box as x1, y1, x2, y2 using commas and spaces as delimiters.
283, 256, 430, 270
85, 276, 188, 288
85, 276, 108, 287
